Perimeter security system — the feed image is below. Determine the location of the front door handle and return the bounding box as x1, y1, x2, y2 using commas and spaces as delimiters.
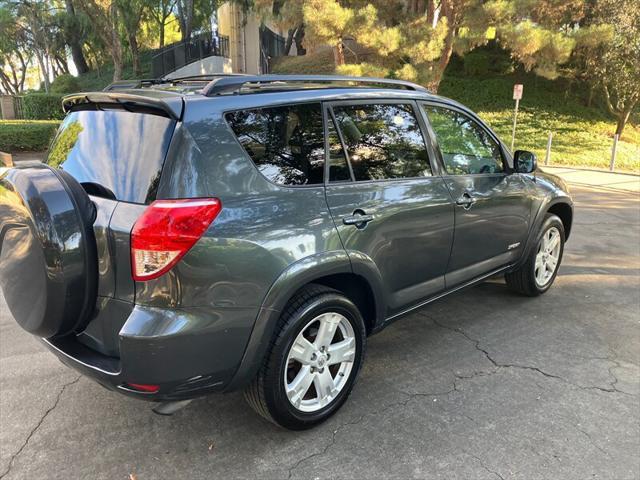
456, 192, 476, 210
343, 211, 374, 228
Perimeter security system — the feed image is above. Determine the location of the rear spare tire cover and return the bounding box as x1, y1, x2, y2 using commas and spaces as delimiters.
0, 164, 97, 337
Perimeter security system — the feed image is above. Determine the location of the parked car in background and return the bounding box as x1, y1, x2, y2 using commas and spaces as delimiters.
0, 75, 572, 430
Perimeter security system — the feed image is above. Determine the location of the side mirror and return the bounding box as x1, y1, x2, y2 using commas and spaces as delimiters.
514, 150, 537, 173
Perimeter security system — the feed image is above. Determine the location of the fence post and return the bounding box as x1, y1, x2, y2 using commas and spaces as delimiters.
609, 134, 619, 172
544, 132, 553, 165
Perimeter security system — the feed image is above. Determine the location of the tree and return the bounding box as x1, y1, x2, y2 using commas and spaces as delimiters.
76, 0, 125, 81
302, 0, 583, 92
176, 0, 194, 41
117, 0, 146, 76
61, 0, 90, 74
147, 0, 177, 47
584, 0, 639, 136
0, 6, 31, 94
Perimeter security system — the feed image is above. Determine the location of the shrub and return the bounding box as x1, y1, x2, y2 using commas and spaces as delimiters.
463, 52, 490, 76
51, 74, 82, 94
22, 93, 65, 120
0, 120, 61, 152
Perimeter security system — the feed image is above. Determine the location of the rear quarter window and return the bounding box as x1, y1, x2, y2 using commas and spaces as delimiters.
52, 110, 176, 204
225, 103, 325, 186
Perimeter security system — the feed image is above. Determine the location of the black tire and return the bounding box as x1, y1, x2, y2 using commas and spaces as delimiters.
505, 213, 565, 296
244, 284, 366, 430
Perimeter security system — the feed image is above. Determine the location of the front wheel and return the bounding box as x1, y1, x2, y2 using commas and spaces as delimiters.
505, 214, 565, 296
244, 285, 366, 430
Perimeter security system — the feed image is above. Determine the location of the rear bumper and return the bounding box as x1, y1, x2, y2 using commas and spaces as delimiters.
42, 303, 258, 401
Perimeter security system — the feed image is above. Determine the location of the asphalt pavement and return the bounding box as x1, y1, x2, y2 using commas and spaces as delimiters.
1, 170, 639, 479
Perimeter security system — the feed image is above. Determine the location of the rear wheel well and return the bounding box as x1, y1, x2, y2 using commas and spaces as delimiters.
307, 274, 376, 335
547, 202, 573, 239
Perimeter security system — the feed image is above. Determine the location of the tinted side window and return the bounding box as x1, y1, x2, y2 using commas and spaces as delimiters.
327, 115, 351, 182
226, 103, 324, 185
332, 103, 431, 181
424, 106, 504, 175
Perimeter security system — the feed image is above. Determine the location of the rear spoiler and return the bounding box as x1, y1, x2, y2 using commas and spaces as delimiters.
62, 92, 183, 120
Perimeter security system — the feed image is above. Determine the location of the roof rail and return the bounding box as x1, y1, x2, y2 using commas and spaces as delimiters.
161, 73, 251, 82
103, 79, 160, 91
201, 75, 429, 96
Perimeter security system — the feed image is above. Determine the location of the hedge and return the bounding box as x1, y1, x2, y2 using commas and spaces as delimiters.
0, 120, 61, 152
22, 93, 65, 120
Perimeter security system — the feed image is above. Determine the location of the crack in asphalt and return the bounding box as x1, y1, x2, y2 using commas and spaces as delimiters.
574, 426, 610, 458
285, 313, 636, 479
285, 386, 458, 479
430, 318, 635, 396
466, 451, 506, 480
0, 375, 81, 480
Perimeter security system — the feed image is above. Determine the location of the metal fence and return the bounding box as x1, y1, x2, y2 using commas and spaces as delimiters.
151, 33, 230, 79
260, 25, 286, 74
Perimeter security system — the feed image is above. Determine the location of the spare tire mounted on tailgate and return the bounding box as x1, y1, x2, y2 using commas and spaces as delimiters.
0, 163, 98, 338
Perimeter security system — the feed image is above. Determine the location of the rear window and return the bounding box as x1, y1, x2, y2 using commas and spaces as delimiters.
51, 110, 175, 203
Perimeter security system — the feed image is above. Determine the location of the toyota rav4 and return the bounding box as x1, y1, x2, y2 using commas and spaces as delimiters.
0, 74, 573, 430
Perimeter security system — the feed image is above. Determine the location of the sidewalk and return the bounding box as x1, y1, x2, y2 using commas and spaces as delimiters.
541, 166, 640, 194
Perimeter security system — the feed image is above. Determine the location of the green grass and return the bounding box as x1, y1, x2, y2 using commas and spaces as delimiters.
275, 51, 639, 172
0, 120, 61, 152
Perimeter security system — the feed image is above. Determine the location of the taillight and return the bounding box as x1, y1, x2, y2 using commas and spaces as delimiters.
131, 198, 222, 281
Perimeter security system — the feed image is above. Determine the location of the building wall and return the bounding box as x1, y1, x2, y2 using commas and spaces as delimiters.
217, 2, 289, 75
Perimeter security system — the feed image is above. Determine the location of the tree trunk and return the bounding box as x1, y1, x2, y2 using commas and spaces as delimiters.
65, 0, 90, 74
35, 52, 50, 92
615, 105, 634, 137
284, 29, 295, 56
109, 3, 124, 81
333, 40, 345, 66
128, 32, 141, 76
159, 22, 165, 48
587, 83, 595, 107
294, 25, 306, 55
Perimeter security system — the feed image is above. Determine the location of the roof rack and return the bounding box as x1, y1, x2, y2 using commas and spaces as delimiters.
201, 75, 429, 96
161, 73, 251, 83
103, 79, 160, 91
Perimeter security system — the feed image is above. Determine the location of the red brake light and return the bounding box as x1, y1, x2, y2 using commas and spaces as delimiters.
131, 198, 222, 281
125, 383, 160, 393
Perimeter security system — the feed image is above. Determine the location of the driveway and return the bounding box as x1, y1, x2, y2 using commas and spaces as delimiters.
1, 172, 639, 479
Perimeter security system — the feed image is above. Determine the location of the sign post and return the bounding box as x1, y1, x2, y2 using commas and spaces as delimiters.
511, 84, 523, 151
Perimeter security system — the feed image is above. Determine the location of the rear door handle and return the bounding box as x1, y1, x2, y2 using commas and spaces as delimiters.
343, 211, 374, 228
456, 192, 476, 209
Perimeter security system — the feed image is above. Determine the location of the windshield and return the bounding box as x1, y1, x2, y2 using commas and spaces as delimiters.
50, 110, 176, 204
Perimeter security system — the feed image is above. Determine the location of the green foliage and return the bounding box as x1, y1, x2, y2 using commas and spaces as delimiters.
0, 120, 60, 152
462, 46, 514, 76
50, 74, 81, 94
22, 93, 65, 120
463, 53, 490, 76
74, 50, 153, 91
48, 121, 82, 167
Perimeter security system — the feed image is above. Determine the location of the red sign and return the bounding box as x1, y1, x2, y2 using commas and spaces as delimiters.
513, 84, 523, 100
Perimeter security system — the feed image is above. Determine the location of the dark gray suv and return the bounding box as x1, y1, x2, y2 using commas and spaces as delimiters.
0, 75, 573, 430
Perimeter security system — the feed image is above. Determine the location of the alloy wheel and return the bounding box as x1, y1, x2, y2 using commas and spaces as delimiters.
284, 312, 356, 412
534, 226, 561, 287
